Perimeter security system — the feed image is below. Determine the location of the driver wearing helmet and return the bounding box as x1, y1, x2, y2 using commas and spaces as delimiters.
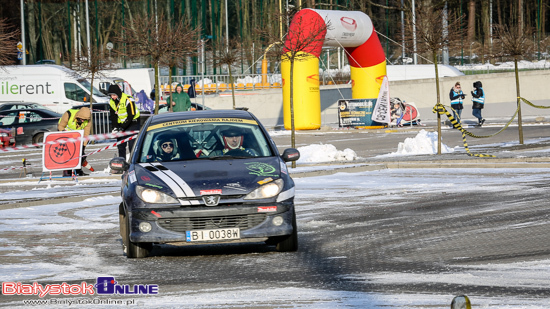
209, 127, 258, 157
148, 133, 181, 162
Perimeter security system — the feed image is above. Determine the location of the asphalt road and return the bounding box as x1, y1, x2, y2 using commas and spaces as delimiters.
1, 122, 549, 307
1, 167, 549, 307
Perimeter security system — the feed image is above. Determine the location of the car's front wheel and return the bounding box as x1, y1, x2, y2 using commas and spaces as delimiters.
271, 212, 298, 252
121, 210, 152, 258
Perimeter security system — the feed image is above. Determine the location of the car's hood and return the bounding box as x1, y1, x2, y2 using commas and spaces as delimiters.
132, 157, 284, 198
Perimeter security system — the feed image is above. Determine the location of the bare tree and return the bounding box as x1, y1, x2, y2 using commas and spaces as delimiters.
159, 19, 199, 113
0, 18, 19, 66
72, 44, 116, 135
114, 13, 200, 114
213, 38, 246, 110
467, 0, 476, 43
403, 1, 464, 154
263, 10, 329, 168
493, 24, 535, 145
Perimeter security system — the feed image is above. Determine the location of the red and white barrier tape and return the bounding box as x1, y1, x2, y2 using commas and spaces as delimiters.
84, 134, 138, 157
0, 130, 139, 152
0, 166, 26, 172
0, 134, 137, 172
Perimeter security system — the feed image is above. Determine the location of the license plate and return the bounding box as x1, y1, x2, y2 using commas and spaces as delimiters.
186, 228, 240, 242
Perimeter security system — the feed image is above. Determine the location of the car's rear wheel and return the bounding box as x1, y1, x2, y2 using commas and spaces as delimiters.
32, 132, 44, 145
274, 212, 298, 252
123, 211, 152, 258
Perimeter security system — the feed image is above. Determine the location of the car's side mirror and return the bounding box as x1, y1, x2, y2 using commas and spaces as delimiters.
109, 157, 129, 172
281, 148, 300, 162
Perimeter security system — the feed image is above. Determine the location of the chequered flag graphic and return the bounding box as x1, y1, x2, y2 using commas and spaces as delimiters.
53, 143, 69, 158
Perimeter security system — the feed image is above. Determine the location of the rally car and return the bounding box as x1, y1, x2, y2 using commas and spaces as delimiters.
110, 109, 300, 258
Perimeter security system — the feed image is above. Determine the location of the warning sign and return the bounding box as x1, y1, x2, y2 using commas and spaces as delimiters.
42, 131, 83, 172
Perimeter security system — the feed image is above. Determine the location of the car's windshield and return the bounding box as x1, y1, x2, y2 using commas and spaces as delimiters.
138, 118, 273, 163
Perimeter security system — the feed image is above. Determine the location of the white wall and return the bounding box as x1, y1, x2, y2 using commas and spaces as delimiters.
195, 70, 550, 128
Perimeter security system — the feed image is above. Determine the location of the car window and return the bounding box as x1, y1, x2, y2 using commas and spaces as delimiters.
78, 79, 107, 97
64, 83, 89, 102
138, 118, 274, 163
0, 112, 18, 126
26, 112, 42, 123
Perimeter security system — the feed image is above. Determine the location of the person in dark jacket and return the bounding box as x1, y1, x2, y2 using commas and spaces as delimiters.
449, 81, 466, 124
108, 84, 140, 160
471, 81, 485, 126
149, 85, 156, 101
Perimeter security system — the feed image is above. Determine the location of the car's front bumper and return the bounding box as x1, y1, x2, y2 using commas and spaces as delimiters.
127, 201, 295, 244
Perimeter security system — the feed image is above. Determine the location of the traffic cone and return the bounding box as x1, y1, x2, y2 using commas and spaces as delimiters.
82, 160, 95, 172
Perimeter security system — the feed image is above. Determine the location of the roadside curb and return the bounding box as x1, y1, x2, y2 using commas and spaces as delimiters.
0, 175, 121, 184
2, 156, 549, 183
288, 156, 550, 177
0, 192, 120, 210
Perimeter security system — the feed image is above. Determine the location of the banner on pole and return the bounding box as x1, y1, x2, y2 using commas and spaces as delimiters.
42, 131, 83, 172
372, 76, 391, 124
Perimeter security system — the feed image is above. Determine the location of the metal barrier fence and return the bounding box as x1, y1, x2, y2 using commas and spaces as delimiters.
158, 74, 283, 93
91, 111, 112, 135
158, 72, 351, 93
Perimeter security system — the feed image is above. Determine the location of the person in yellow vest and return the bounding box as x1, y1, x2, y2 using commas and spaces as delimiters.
108, 84, 140, 159
57, 107, 93, 176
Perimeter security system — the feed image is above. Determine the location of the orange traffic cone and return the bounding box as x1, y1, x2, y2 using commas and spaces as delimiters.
82, 160, 95, 172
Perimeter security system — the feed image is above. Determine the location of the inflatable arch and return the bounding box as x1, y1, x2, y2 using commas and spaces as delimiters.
282, 9, 386, 130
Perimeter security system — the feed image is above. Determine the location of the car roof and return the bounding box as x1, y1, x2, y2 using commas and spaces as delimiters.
147, 109, 256, 127
0, 108, 62, 116
0, 102, 41, 105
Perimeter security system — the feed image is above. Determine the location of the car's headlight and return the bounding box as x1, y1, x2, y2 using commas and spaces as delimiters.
244, 179, 284, 200
0, 133, 7, 137
136, 186, 179, 204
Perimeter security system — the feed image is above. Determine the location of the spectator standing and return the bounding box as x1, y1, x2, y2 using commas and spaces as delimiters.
471, 81, 485, 126
166, 83, 192, 112
108, 84, 140, 160
449, 81, 466, 124
149, 86, 156, 101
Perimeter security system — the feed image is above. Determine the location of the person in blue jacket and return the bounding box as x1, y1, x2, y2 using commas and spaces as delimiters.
449, 81, 466, 124
471, 81, 485, 126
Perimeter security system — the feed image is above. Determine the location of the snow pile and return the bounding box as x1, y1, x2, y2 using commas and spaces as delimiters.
297, 144, 357, 162
393, 129, 454, 155
456, 60, 550, 71
236, 75, 261, 84
195, 78, 213, 85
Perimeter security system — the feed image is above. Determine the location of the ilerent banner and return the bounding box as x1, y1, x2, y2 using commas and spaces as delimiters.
42, 130, 83, 172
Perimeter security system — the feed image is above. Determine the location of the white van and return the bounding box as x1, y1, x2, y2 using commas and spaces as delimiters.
0, 65, 109, 114
101, 68, 155, 94
94, 76, 126, 95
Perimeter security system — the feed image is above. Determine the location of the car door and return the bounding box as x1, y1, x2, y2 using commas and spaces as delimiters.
0, 110, 32, 145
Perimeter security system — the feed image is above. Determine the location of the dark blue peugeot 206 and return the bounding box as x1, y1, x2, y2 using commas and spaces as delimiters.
110, 109, 300, 258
